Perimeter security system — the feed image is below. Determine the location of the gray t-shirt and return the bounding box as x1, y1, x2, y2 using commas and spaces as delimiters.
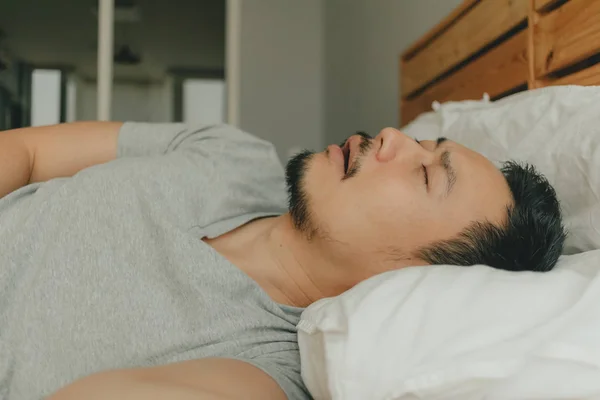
0, 123, 311, 400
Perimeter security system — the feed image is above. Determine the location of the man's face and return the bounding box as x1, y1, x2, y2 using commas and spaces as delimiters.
285, 128, 513, 278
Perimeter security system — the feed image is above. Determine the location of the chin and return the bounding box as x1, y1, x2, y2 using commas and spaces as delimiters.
286, 150, 315, 234
286, 150, 346, 238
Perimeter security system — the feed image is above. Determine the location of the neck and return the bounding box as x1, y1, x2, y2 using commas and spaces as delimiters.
233, 215, 357, 308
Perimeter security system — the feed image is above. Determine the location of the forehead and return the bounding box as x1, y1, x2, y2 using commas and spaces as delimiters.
449, 140, 502, 179
421, 137, 498, 170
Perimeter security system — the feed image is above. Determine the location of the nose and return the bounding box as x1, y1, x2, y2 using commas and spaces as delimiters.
376, 127, 435, 165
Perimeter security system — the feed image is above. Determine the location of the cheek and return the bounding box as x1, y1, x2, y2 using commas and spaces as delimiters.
328, 175, 430, 245
362, 173, 422, 215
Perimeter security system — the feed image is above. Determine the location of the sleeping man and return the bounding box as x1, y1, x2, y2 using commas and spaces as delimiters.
0, 122, 565, 400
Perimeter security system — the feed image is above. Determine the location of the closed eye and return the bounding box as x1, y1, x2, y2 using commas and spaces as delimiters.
415, 139, 429, 187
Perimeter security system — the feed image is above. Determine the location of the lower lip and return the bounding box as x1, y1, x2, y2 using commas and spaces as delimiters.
327, 144, 345, 174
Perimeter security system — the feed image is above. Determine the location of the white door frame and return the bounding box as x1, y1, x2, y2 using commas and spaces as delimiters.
226, 0, 242, 127
95, 0, 238, 124
97, 0, 114, 121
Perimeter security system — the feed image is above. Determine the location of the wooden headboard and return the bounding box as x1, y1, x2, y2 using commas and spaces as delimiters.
400, 0, 600, 125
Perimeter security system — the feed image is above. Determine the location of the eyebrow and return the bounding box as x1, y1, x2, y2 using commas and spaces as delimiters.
435, 138, 457, 197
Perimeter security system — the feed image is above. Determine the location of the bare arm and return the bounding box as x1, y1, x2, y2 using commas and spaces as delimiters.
47, 358, 288, 400
0, 121, 122, 198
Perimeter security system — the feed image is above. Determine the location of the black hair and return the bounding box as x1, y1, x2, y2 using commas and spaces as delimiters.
286, 150, 315, 237
418, 161, 566, 272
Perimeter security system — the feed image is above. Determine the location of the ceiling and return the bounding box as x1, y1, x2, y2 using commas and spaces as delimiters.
0, 0, 225, 81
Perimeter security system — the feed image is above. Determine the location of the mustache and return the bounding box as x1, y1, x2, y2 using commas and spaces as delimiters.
339, 131, 373, 148
358, 135, 373, 154
341, 132, 374, 180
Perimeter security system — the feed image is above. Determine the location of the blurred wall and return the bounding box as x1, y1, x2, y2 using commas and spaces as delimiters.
324, 0, 462, 146
77, 80, 173, 123
0, 0, 225, 81
237, 0, 324, 161
0, 53, 19, 97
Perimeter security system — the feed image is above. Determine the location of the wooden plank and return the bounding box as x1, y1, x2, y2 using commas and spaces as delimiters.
402, 0, 480, 59
528, 0, 538, 88
534, 0, 563, 12
402, 0, 528, 97
543, 62, 600, 86
534, 0, 600, 77
400, 30, 528, 126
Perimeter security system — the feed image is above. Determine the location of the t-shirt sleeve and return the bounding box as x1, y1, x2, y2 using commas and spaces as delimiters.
117, 122, 258, 158
237, 351, 313, 400
111, 122, 289, 233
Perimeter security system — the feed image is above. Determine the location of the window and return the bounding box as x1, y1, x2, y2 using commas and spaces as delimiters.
182, 78, 226, 125
31, 69, 62, 126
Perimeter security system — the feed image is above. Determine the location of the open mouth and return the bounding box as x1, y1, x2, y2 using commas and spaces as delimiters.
342, 142, 351, 174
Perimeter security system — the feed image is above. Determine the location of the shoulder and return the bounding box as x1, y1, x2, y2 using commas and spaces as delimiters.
197, 124, 281, 162
118, 122, 282, 164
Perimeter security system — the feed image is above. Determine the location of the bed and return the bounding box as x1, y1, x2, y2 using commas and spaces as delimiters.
297, 1, 600, 399
400, 0, 600, 125
300, 83, 600, 398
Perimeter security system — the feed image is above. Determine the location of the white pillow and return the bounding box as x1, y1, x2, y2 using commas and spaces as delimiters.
298, 252, 600, 400
402, 86, 600, 254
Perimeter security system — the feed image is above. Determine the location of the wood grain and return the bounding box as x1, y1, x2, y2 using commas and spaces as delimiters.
401, 0, 528, 97
527, 0, 548, 90
542, 62, 600, 86
534, 0, 563, 12
402, 0, 480, 59
534, 0, 600, 77
400, 31, 528, 125
528, 0, 538, 88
